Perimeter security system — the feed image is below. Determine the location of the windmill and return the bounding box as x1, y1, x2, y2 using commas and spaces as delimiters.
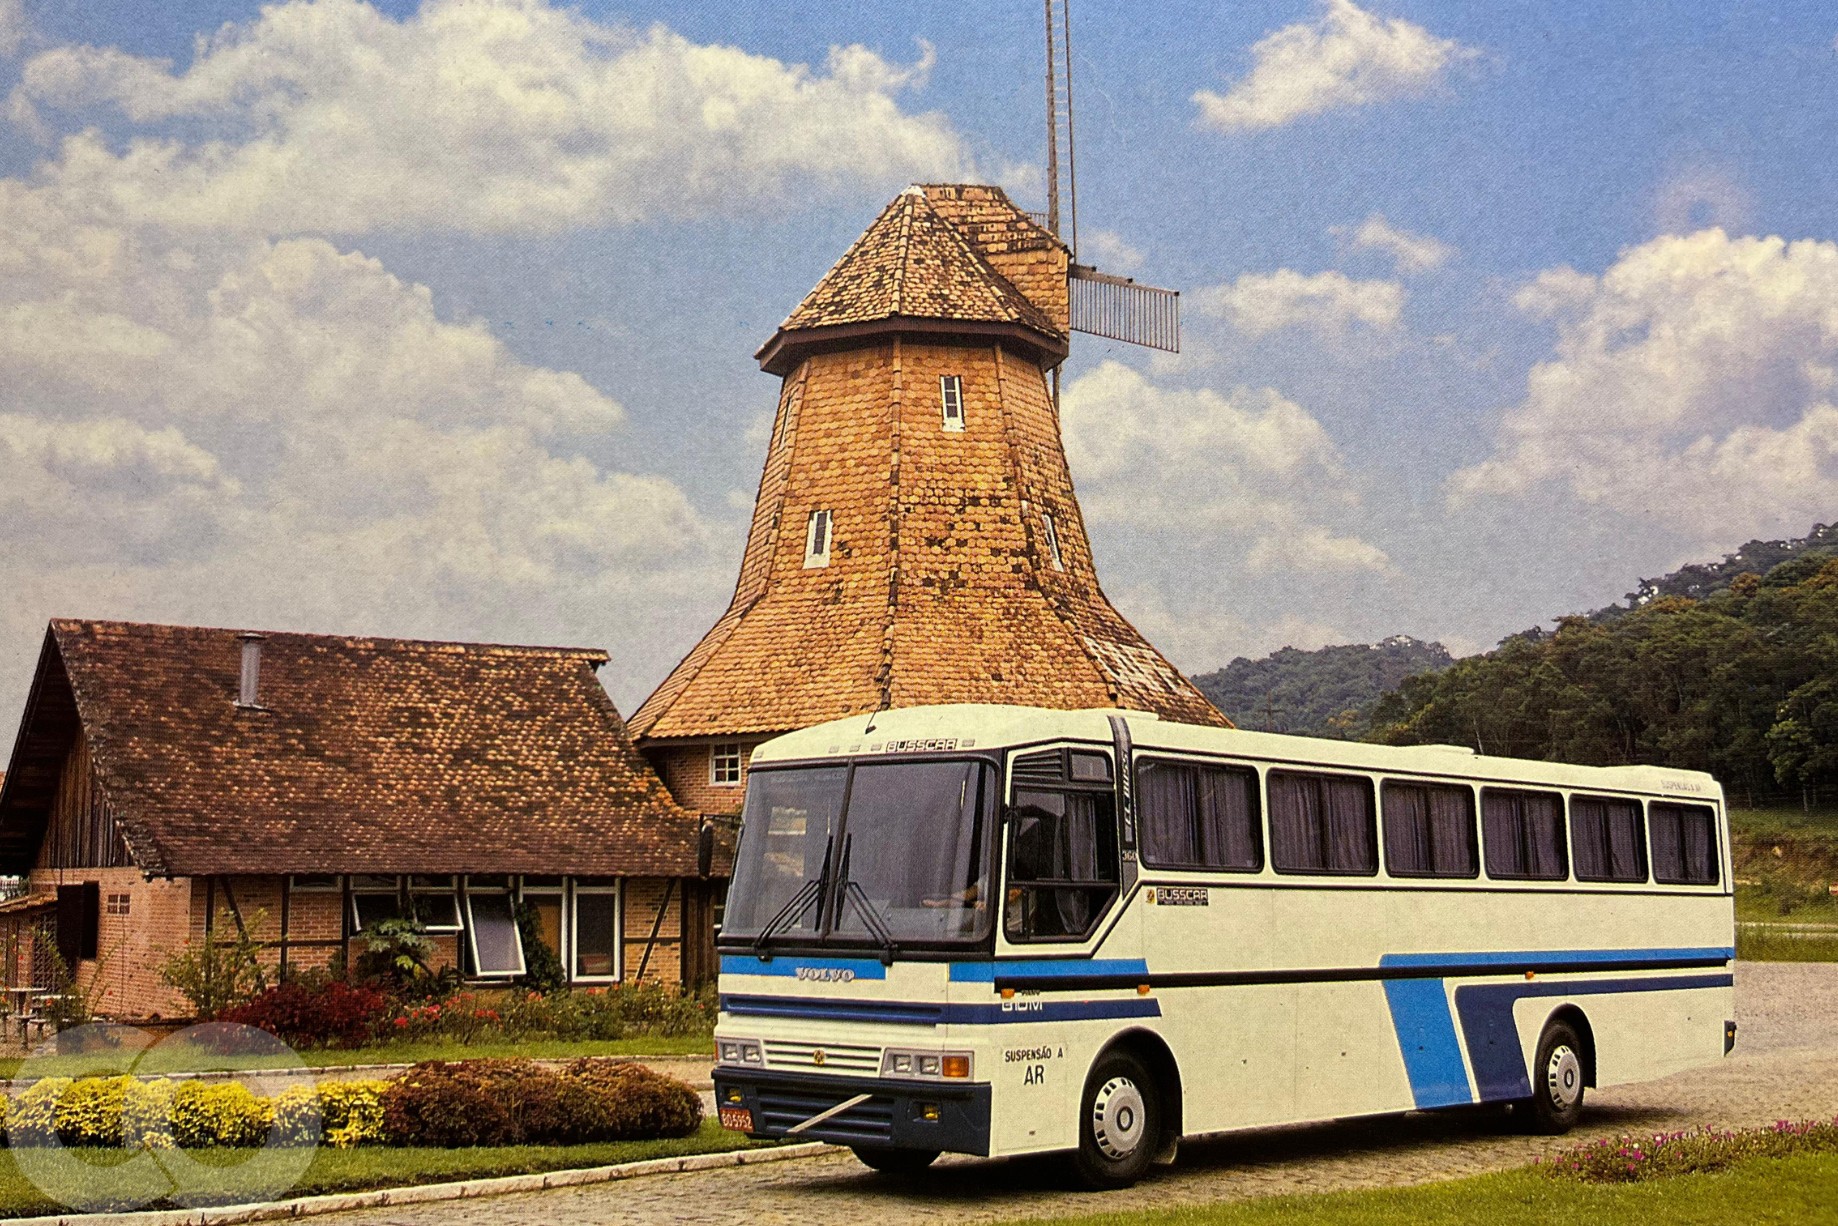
1043, 0, 1181, 362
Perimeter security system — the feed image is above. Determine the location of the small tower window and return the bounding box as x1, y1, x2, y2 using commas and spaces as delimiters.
1042, 510, 1065, 570
804, 509, 833, 568
940, 375, 965, 432
710, 741, 746, 786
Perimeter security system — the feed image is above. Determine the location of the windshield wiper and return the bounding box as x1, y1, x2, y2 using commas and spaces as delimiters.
752, 834, 833, 954
834, 833, 900, 965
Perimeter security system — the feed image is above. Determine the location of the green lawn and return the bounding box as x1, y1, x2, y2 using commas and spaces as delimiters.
0, 1120, 770, 1217
0, 1035, 712, 1080
1016, 1154, 1838, 1226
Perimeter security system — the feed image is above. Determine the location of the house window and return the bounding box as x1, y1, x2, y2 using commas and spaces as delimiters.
572, 882, 622, 981
940, 375, 965, 431
1042, 510, 1065, 570
105, 893, 131, 917
521, 877, 565, 968
711, 741, 746, 786
804, 509, 833, 568
408, 875, 462, 932
288, 874, 341, 892
349, 875, 403, 933
463, 886, 526, 978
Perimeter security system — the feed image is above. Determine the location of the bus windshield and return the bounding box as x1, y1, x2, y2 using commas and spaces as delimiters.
722, 759, 997, 950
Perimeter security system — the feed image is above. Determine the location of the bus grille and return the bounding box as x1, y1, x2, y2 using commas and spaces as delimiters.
764, 1040, 882, 1073
755, 1087, 895, 1144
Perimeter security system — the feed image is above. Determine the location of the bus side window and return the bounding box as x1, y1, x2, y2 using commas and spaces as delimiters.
1651, 803, 1719, 885
1005, 788, 1119, 941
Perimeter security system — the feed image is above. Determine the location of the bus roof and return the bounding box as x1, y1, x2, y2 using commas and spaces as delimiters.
748, 704, 1722, 802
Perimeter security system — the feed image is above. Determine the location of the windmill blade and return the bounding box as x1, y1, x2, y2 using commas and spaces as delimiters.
1069, 265, 1180, 353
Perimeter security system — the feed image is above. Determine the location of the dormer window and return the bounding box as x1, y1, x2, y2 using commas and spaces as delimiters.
804, 509, 833, 568
1042, 510, 1065, 570
940, 375, 965, 432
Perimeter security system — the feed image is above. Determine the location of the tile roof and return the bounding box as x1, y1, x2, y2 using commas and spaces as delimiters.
0, 621, 701, 877
758, 186, 1065, 374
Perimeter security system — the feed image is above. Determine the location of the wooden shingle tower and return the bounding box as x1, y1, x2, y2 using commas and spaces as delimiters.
631, 184, 1227, 811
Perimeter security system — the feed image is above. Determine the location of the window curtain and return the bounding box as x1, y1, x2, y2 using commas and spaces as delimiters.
1197, 767, 1260, 869
1483, 790, 1566, 879
1573, 797, 1645, 882
1270, 773, 1323, 871
1139, 762, 1198, 867
1653, 803, 1718, 885
1385, 783, 1476, 876
1384, 783, 1432, 874
1324, 776, 1376, 873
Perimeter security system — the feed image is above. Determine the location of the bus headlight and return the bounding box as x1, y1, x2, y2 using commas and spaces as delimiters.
881, 1048, 972, 1080
717, 1038, 764, 1066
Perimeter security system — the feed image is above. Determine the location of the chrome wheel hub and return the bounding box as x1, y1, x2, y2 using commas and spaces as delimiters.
1546, 1044, 1582, 1109
1091, 1076, 1146, 1160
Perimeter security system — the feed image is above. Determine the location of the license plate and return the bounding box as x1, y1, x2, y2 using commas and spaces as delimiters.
719, 1106, 754, 1132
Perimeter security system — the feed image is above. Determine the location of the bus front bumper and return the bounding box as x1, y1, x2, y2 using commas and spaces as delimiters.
712, 1068, 992, 1156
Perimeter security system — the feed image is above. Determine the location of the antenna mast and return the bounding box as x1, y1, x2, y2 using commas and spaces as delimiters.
1044, 0, 1077, 258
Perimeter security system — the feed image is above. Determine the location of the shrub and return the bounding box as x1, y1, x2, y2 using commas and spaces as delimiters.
1544, 1117, 1838, 1182
319, 1080, 389, 1148
353, 918, 437, 989
5, 1078, 68, 1147
170, 1081, 274, 1148
558, 1059, 701, 1140
514, 904, 566, 995
159, 916, 269, 1019
121, 1079, 175, 1149
51, 1076, 128, 1147
218, 979, 389, 1048
380, 1059, 701, 1147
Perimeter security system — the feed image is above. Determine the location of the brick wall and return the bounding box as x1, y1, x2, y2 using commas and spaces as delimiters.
29, 867, 194, 1019
621, 877, 683, 987
647, 743, 756, 817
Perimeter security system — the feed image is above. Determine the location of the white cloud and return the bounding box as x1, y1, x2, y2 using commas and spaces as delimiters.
1335, 213, 1454, 272
9, 0, 967, 235
1194, 0, 1476, 133
1080, 228, 1144, 274
0, 182, 727, 718
1191, 268, 1403, 336
0, 0, 25, 59
1452, 229, 1838, 545
1060, 360, 1391, 575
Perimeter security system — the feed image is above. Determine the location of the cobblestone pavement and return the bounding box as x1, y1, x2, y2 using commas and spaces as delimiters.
314, 962, 1838, 1225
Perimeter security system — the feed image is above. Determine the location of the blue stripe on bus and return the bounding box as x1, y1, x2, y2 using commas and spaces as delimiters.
948, 958, 1151, 983
1380, 978, 1473, 1109
718, 955, 889, 980
719, 994, 1161, 1026
1379, 947, 1732, 970
1454, 973, 1733, 1101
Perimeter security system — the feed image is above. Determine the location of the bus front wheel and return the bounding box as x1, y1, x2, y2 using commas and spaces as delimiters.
1071, 1050, 1161, 1189
1524, 1019, 1586, 1134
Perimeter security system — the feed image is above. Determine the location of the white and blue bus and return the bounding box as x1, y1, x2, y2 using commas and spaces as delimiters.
711, 704, 1735, 1187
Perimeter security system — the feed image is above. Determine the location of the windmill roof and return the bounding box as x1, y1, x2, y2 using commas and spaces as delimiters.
760, 186, 1064, 366
0, 620, 701, 877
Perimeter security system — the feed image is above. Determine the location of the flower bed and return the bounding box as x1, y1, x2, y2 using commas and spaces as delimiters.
0, 1059, 700, 1149
1543, 1117, 1838, 1182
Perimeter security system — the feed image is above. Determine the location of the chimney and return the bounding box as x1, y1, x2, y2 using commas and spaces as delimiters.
236, 632, 266, 709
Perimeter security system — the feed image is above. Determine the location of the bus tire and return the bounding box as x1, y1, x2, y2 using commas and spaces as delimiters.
850, 1146, 939, 1174
1071, 1050, 1161, 1189
1524, 1019, 1586, 1134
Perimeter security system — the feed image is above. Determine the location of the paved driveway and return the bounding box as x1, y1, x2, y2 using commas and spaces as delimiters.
316, 962, 1838, 1225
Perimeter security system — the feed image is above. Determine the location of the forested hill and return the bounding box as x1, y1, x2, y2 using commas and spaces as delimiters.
1368, 552, 1838, 806
1593, 523, 1838, 617
1193, 636, 1454, 739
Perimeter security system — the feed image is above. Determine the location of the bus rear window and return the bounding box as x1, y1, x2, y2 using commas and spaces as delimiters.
1571, 796, 1647, 883
1650, 803, 1719, 885
1268, 771, 1376, 876
1137, 759, 1261, 872
1482, 789, 1567, 880
1381, 781, 1477, 877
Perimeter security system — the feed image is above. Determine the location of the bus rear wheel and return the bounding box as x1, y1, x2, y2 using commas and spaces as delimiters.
1523, 1019, 1586, 1134
1071, 1050, 1161, 1189
850, 1146, 939, 1174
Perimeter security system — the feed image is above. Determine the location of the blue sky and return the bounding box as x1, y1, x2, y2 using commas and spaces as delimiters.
3, 0, 1837, 742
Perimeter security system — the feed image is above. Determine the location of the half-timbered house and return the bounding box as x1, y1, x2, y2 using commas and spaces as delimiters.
0, 620, 718, 1020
